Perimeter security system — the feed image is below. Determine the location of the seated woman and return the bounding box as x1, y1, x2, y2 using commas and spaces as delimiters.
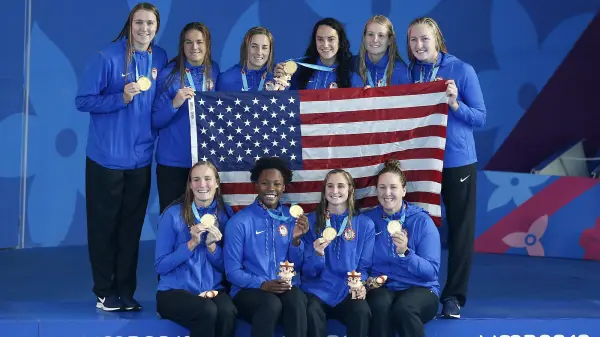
301, 169, 375, 337
224, 157, 309, 337
362, 160, 441, 337
351, 15, 409, 88
155, 160, 237, 337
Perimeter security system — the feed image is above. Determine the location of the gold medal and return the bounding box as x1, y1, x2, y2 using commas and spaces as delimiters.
387, 220, 402, 234
200, 214, 216, 227
137, 76, 152, 91
289, 204, 304, 218
322, 227, 337, 241
283, 61, 298, 74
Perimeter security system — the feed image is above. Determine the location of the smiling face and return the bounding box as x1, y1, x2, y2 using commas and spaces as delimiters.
130, 9, 157, 50
376, 172, 406, 214
255, 169, 285, 208
184, 29, 206, 66
247, 34, 270, 70
315, 25, 339, 64
364, 22, 390, 57
325, 173, 350, 208
409, 23, 438, 63
189, 164, 218, 206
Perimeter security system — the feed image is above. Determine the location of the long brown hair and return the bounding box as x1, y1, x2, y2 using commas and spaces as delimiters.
406, 17, 448, 65
165, 22, 213, 90
357, 15, 403, 86
113, 3, 161, 78
314, 169, 357, 235
239, 26, 275, 73
178, 160, 227, 228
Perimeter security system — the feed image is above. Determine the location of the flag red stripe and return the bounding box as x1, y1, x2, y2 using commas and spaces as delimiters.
301, 148, 445, 170
220, 170, 441, 195
301, 126, 447, 148
298, 81, 448, 102
299, 104, 447, 125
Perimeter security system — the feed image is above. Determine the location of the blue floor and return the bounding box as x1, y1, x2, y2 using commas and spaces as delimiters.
1, 241, 599, 336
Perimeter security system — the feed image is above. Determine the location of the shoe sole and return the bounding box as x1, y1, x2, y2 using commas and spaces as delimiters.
442, 313, 461, 319
96, 302, 123, 312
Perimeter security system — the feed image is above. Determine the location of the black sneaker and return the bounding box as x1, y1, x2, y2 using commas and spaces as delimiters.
96, 295, 123, 312
441, 296, 461, 319
120, 296, 142, 311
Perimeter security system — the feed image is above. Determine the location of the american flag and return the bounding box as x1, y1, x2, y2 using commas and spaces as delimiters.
190, 81, 448, 225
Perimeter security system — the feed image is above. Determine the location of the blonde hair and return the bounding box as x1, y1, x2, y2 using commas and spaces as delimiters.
239, 26, 274, 73
406, 16, 448, 64
357, 15, 402, 86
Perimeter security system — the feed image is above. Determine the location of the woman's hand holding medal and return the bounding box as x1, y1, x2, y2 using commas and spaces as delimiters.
290, 205, 308, 246
123, 82, 142, 104
313, 237, 331, 256
391, 229, 409, 255
172, 87, 196, 109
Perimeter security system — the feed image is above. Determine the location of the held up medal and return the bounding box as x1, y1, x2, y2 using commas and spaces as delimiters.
387, 220, 402, 235
289, 204, 304, 218
322, 227, 337, 241
137, 76, 152, 91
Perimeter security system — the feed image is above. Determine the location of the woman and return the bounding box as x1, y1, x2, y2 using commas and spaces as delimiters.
224, 157, 309, 337
278, 18, 353, 90
363, 160, 441, 337
152, 22, 220, 213
301, 169, 375, 337
75, 2, 168, 312
351, 15, 409, 88
406, 16, 487, 319
217, 26, 280, 91
155, 160, 237, 337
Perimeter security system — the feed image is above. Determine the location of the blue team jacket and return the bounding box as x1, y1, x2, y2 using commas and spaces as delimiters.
152, 60, 220, 168
75, 37, 168, 169
300, 210, 375, 307
223, 199, 305, 298
350, 52, 409, 87
155, 199, 234, 294
216, 64, 276, 92
362, 202, 441, 296
409, 52, 487, 168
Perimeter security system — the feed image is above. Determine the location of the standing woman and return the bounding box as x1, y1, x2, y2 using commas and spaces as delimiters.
406, 16, 487, 319
152, 22, 220, 214
224, 157, 309, 337
351, 15, 409, 88
75, 2, 168, 312
362, 160, 441, 337
155, 160, 237, 337
279, 18, 354, 90
301, 169, 375, 337
217, 26, 279, 92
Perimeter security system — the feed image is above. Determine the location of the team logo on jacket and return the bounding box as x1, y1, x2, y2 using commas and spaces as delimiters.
343, 227, 356, 241
434, 76, 444, 81
278, 224, 288, 237
328, 82, 338, 89
152, 67, 158, 80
